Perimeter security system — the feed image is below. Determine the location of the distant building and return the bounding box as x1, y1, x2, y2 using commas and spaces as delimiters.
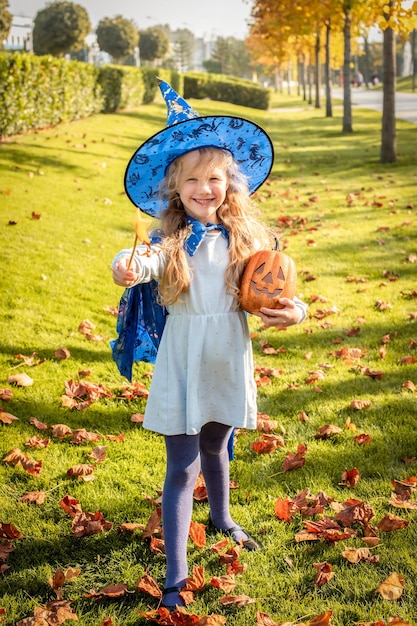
3, 15, 33, 52
3, 15, 214, 72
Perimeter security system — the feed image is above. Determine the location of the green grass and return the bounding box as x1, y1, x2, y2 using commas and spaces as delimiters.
394, 75, 417, 93
0, 93, 417, 626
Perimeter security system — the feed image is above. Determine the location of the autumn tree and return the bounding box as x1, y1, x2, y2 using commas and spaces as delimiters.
138, 26, 170, 65
32, 1, 91, 57
247, 0, 296, 90
376, 0, 417, 163
171, 28, 195, 72
96, 15, 138, 65
0, 0, 12, 48
204, 37, 252, 78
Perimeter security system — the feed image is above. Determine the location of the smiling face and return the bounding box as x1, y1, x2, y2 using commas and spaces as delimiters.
176, 149, 229, 224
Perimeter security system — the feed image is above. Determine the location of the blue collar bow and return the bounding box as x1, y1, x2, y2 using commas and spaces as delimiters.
184, 216, 229, 256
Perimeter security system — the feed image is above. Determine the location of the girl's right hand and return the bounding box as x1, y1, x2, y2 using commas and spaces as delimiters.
112, 256, 139, 287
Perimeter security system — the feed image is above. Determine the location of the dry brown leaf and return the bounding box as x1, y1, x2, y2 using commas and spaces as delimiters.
307, 611, 333, 626
25, 435, 50, 448
283, 443, 307, 472
19, 491, 46, 506
51, 424, 73, 439
314, 424, 343, 439
275, 496, 298, 523
136, 573, 162, 598
359, 367, 384, 380
252, 433, 285, 454
16, 599, 78, 626
362, 536, 381, 547
2, 448, 42, 476
14, 352, 46, 366
0, 411, 19, 424
55, 347, 71, 360
218, 544, 243, 564
402, 380, 416, 392
189, 520, 206, 548
218, 594, 255, 607
149, 537, 165, 554
105, 432, 125, 442
131, 413, 144, 422
142, 507, 162, 540
388, 492, 417, 509
117, 522, 144, 534
88, 446, 107, 463
342, 546, 379, 564
350, 399, 371, 410
340, 468, 360, 488
210, 538, 230, 553
67, 464, 95, 481
345, 417, 357, 431
377, 513, 409, 532
71, 429, 102, 444
49, 567, 81, 598
354, 433, 372, 445
209, 574, 236, 593
85, 583, 134, 601
78, 319, 96, 334
0, 523, 24, 540
256, 611, 280, 626
334, 499, 375, 527
7, 373, 33, 387
59, 494, 83, 518
375, 572, 405, 600
29, 417, 49, 430
72, 511, 112, 537
256, 413, 278, 432
185, 565, 205, 592
313, 561, 334, 586
0, 389, 13, 400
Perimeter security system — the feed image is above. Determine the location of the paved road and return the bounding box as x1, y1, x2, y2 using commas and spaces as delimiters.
332, 88, 417, 124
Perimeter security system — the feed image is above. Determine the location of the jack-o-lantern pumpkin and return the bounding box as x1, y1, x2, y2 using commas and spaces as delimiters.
239, 250, 297, 314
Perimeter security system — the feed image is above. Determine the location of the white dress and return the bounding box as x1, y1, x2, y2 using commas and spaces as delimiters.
114, 231, 257, 436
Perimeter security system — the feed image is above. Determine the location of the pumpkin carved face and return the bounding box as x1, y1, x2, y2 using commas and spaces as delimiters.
239, 250, 297, 314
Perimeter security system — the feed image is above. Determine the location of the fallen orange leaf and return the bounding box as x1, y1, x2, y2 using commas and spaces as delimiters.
136, 572, 162, 598
189, 521, 206, 548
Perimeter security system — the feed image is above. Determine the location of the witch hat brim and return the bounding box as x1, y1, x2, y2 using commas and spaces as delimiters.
124, 80, 274, 217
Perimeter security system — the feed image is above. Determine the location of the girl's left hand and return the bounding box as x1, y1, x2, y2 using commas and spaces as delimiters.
256, 298, 302, 328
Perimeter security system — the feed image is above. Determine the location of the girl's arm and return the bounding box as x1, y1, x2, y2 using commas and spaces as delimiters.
256, 296, 307, 328
111, 245, 164, 287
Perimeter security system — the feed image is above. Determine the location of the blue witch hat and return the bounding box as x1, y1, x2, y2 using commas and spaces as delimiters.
124, 78, 274, 217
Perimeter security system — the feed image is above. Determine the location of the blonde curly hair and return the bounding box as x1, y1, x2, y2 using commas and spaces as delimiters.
157, 147, 275, 306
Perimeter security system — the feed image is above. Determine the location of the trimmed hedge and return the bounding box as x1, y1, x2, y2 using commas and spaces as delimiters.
96, 65, 145, 113
0, 52, 103, 136
183, 72, 271, 110
0, 52, 268, 137
0, 52, 183, 136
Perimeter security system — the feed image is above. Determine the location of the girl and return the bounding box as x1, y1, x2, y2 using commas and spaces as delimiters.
112, 81, 307, 611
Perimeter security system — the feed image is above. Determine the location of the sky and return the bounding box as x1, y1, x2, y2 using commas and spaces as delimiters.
9, 0, 254, 40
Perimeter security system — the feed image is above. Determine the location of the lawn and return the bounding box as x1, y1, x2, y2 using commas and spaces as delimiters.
0, 90, 417, 626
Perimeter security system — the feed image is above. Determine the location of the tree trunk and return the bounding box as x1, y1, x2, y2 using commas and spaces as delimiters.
380, 25, 397, 163
301, 54, 307, 101
315, 25, 321, 108
364, 34, 371, 88
412, 29, 416, 92
342, 5, 353, 132
325, 21, 332, 117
